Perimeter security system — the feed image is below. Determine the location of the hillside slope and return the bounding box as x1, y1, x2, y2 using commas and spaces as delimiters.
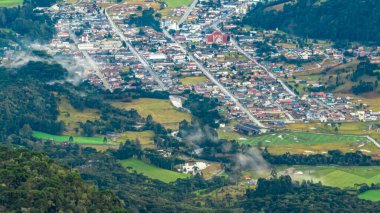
243, 0, 380, 43
0, 146, 124, 212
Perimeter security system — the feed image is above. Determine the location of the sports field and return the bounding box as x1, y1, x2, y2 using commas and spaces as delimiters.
244, 132, 367, 145
241, 132, 372, 155
111, 98, 191, 130
358, 190, 380, 202
32, 131, 108, 145
278, 166, 380, 188
0, 0, 22, 7
120, 159, 190, 183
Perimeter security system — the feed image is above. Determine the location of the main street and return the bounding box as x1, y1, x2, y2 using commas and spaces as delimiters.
162, 29, 266, 128
178, 0, 199, 25
105, 5, 168, 91
66, 26, 113, 92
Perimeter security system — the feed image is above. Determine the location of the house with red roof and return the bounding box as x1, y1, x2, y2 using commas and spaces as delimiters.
206, 30, 229, 44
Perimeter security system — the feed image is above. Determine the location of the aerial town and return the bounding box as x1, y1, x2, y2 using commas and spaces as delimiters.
3, 0, 380, 211
26, 0, 379, 134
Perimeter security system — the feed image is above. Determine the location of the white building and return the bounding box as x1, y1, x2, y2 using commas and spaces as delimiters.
179, 162, 209, 175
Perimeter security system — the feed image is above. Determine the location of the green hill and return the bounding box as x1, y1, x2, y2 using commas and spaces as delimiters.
243, 0, 380, 43
0, 146, 124, 212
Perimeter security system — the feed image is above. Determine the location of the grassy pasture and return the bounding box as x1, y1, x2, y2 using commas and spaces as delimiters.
111, 98, 191, 130
358, 190, 380, 202
179, 76, 208, 86
0, 0, 23, 7
120, 159, 190, 183
278, 166, 380, 188
58, 97, 100, 135
117, 131, 155, 149
32, 131, 109, 145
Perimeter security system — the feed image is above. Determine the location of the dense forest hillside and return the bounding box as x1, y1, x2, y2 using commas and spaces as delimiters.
243, 0, 380, 43
0, 146, 124, 212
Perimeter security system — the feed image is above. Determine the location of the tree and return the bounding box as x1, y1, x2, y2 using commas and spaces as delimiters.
19, 124, 32, 139
69, 136, 74, 144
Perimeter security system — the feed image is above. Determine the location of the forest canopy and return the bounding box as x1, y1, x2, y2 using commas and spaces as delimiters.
243, 0, 380, 43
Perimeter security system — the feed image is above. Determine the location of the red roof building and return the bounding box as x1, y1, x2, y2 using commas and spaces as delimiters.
206, 30, 229, 44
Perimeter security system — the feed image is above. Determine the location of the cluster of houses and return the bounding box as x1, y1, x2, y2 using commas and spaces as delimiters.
34, 0, 380, 135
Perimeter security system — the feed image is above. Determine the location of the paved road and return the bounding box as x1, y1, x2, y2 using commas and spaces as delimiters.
178, 0, 198, 25
105, 6, 168, 91
163, 30, 266, 128
66, 26, 113, 92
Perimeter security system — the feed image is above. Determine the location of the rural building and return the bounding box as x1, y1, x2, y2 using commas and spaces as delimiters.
234, 123, 263, 135
178, 161, 209, 175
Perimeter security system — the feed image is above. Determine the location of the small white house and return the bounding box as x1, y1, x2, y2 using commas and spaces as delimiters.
179, 162, 209, 175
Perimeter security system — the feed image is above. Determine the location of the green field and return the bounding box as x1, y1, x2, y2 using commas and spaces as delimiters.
358, 190, 380, 202
278, 166, 380, 188
0, 0, 23, 7
163, 0, 193, 8
120, 159, 190, 183
244, 132, 368, 146
117, 131, 155, 149
32, 131, 108, 145
179, 76, 208, 86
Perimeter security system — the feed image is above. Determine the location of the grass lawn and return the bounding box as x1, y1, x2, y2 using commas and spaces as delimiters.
0, 0, 22, 7
120, 159, 190, 183
277, 166, 380, 188
180, 76, 208, 86
111, 98, 191, 130
358, 190, 380, 202
163, 0, 193, 8
117, 131, 155, 149
32, 131, 109, 145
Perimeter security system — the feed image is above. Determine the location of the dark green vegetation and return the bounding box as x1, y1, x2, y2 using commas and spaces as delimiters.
127, 8, 161, 32
263, 149, 380, 166
0, 2, 55, 45
0, 62, 66, 140
0, 146, 124, 212
240, 176, 380, 212
183, 93, 223, 128
243, 0, 380, 43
